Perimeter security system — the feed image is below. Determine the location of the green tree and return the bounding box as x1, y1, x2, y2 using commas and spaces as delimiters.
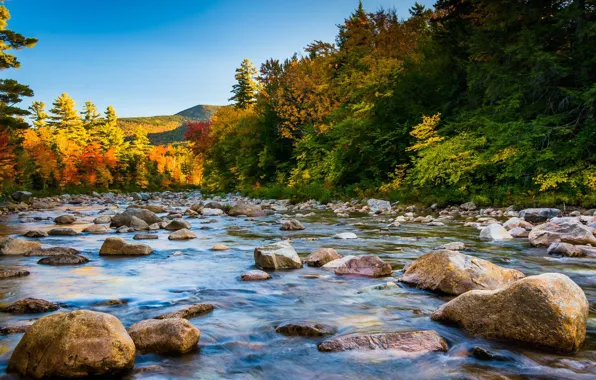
229, 58, 259, 109
0, 1, 37, 130
29, 101, 48, 129
48, 93, 88, 146
81, 100, 102, 131
96, 105, 125, 154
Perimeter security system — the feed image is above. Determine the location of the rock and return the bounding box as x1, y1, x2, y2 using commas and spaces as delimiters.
110, 208, 161, 227
547, 242, 583, 257
49, 228, 80, 236
168, 228, 197, 240
95, 299, 128, 306
367, 199, 391, 213
0, 237, 41, 255
133, 234, 158, 240
435, 242, 465, 251
228, 202, 266, 217
577, 245, 596, 256
201, 208, 224, 216
479, 223, 513, 240
7, 310, 135, 378
130, 365, 164, 376
127, 318, 200, 354
317, 330, 448, 355
333, 232, 358, 239
520, 208, 561, 223
99, 237, 153, 256
94, 215, 112, 224
460, 202, 477, 211
509, 227, 529, 238
25, 247, 79, 256
155, 304, 214, 319
0, 268, 30, 278
133, 204, 166, 213
211, 244, 229, 251
470, 346, 510, 361
54, 214, 76, 224
38, 254, 89, 266
280, 219, 305, 231
254, 240, 302, 269
165, 218, 191, 231
322, 255, 356, 270
241, 270, 272, 281
399, 250, 524, 295
304, 248, 341, 267
23, 230, 48, 238
335, 255, 392, 277
1, 298, 59, 314
528, 218, 596, 247
0, 324, 31, 335
431, 273, 588, 354
11, 191, 32, 203
83, 224, 109, 234
276, 323, 332, 337
204, 201, 223, 209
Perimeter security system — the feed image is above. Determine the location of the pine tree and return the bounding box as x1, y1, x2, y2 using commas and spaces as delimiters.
96, 105, 125, 154
229, 58, 259, 109
49, 93, 88, 146
81, 100, 102, 131
29, 101, 48, 129
0, 1, 37, 131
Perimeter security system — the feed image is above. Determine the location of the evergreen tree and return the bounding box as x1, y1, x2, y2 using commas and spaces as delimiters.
81, 100, 102, 131
96, 105, 126, 154
0, 1, 37, 131
49, 93, 88, 146
29, 101, 48, 129
229, 58, 259, 109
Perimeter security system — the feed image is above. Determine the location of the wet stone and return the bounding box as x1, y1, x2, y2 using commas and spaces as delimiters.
276, 323, 333, 337
37, 254, 89, 266
0, 298, 59, 314
241, 270, 271, 281
155, 303, 214, 319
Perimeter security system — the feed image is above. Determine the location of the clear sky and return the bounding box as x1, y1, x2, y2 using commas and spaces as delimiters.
5, 0, 434, 117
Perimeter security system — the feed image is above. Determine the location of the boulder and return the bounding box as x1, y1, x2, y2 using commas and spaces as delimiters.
547, 242, 583, 257
110, 208, 161, 228
0, 237, 41, 255
132, 204, 166, 213
164, 218, 191, 231
322, 255, 356, 270
0, 268, 30, 278
25, 247, 79, 256
99, 237, 152, 256
520, 208, 561, 223
317, 330, 448, 355
204, 201, 223, 209
127, 318, 200, 354
201, 208, 224, 216
303, 248, 341, 267
228, 202, 266, 217
367, 199, 391, 213
38, 254, 89, 266
48, 228, 80, 236
399, 250, 525, 295
94, 215, 112, 224
333, 232, 358, 239
528, 218, 596, 247
83, 224, 109, 234
11, 191, 32, 203
168, 228, 197, 240
133, 234, 158, 240
7, 310, 135, 378
460, 202, 477, 211
54, 215, 76, 225
241, 270, 272, 281
509, 227, 529, 238
276, 323, 332, 337
1, 298, 59, 314
431, 273, 588, 354
335, 256, 392, 277
479, 224, 513, 240
280, 219, 305, 231
254, 240, 302, 269
211, 244, 229, 251
23, 230, 48, 238
577, 245, 596, 257
154, 304, 214, 320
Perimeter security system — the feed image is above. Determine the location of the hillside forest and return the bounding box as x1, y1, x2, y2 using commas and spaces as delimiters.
1, 0, 595, 207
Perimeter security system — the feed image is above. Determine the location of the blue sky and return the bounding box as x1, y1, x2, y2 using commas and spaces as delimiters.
6, 0, 434, 117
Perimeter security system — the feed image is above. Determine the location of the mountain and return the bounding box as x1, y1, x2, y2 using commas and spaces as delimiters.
118, 104, 222, 145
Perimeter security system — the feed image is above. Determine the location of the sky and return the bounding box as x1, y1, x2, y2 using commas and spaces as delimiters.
5, 0, 434, 117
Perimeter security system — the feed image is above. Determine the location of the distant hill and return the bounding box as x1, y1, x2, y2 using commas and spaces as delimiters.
118, 104, 222, 145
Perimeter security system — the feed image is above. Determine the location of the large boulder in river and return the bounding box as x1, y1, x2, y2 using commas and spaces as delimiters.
280, 219, 305, 231
431, 273, 588, 354
528, 217, 596, 247
318, 330, 448, 355
254, 240, 302, 269
110, 208, 161, 228
127, 318, 199, 354
228, 202, 266, 217
335, 256, 392, 277
547, 242, 583, 257
164, 218, 191, 231
168, 228, 197, 240
399, 250, 525, 295
99, 237, 152, 256
11, 191, 32, 203
0, 237, 41, 255
303, 248, 341, 267
520, 208, 561, 223
7, 310, 135, 378
54, 214, 76, 225
479, 224, 513, 240
367, 199, 391, 213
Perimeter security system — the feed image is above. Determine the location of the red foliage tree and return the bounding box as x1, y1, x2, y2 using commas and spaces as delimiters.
184, 120, 213, 156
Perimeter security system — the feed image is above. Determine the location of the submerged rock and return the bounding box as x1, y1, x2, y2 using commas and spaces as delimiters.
211, 244, 230, 251
133, 233, 158, 240
431, 273, 588, 354
280, 219, 305, 231
99, 237, 153, 256
54, 214, 76, 224
0, 268, 30, 279
23, 230, 48, 238
528, 217, 596, 247
48, 228, 79, 236
399, 250, 524, 295
0, 237, 41, 255
335, 256, 392, 277
38, 254, 89, 266
128, 318, 200, 354
1, 298, 59, 314
241, 270, 272, 281
479, 224, 512, 240
317, 330, 448, 355
25, 247, 79, 256
303, 248, 341, 267
276, 323, 332, 337
155, 304, 214, 319
7, 310, 135, 378
333, 232, 358, 239
254, 240, 302, 269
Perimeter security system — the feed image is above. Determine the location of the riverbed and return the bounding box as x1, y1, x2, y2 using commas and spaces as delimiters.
0, 196, 594, 379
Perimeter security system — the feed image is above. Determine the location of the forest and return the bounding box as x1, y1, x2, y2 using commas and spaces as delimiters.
2, 0, 596, 206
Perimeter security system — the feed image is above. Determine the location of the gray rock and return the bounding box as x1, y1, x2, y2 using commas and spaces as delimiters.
333, 232, 358, 239
529, 217, 596, 247
520, 208, 561, 223
133, 234, 158, 240
318, 330, 448, 355
241, 270, 271, 281
11, 191, 32, 203
547, 242, 583, 257
304, 248, 341, 267
254, 240, 302, 269
280, 219, 305, 231
335, 256, 392, 277
479, 224, 512, 240
460, 202, 477, 211
367, 199, 391, 213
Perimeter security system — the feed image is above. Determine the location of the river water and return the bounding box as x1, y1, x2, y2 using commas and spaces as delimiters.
0, 200, 594, 379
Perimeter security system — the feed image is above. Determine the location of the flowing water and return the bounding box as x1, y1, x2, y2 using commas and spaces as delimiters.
0, 200, 595, 379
